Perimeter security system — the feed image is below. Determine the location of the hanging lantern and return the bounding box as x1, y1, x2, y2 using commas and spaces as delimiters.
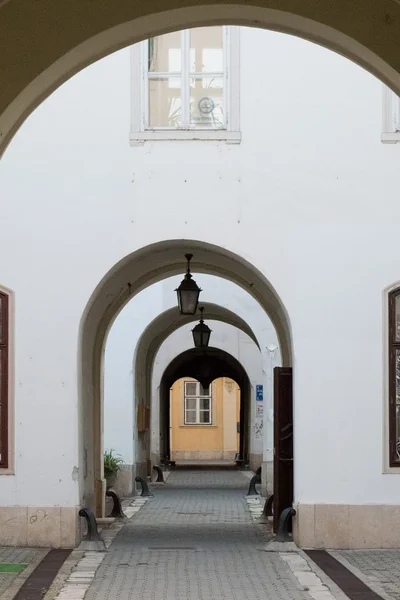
175, 253, 202, 315
192, 307, 212, 348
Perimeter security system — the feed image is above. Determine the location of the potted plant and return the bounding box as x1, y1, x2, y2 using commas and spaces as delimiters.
103, 448, 123, 490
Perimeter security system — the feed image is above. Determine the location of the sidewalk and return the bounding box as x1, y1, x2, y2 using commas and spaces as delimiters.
3, 472, 400, 600
84, 469, 313, 600
0, 547, 46, 599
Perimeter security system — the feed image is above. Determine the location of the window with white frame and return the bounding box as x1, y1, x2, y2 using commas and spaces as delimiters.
184, 381, 212, 425
130, 26, 240, 143
382, 85, 400, 143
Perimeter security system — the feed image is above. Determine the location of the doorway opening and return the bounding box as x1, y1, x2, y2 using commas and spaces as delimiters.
159, 347, 251, 469
80, 239, 292, 523
169, 377, 241, 467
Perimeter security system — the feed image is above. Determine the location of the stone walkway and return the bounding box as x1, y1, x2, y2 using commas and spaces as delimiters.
84, 470, 314, 600
0, 547, 47, 599
334, 549, 400, 600
5, 473, 400, 599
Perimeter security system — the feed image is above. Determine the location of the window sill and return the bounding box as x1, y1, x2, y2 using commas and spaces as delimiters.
130, 130, 241, 145
180, 424, 217, 428
381, 132, 400, 144
0, 467, 15, 475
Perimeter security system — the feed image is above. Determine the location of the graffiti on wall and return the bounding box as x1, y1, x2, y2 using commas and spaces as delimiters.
253, 419, 263, 439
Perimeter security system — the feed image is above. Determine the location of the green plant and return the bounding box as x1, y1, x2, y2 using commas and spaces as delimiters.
103, 449, 123, 477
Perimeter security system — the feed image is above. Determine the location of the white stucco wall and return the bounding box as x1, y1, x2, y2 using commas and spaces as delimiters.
103, 281, 164, 464
0, 26, 400, 512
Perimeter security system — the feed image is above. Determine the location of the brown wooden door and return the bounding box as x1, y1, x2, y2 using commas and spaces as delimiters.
273, 367, 293, 532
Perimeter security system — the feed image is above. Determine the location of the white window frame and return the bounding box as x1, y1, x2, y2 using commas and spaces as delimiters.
382, 85, 400, 143
184, 381, 212, 425
130, 27, 241, 144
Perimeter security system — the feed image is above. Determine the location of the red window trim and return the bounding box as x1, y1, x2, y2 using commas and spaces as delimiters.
0, 292, 8, 468
389, 289, 400, 466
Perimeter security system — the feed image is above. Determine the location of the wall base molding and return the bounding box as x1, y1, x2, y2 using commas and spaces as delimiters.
261, 460, 273, 497
3, 501, 400, 549
0, 506, 80, 548
113, 464, 134, 497
294, 503, 400, 549
171, 451, 237, 460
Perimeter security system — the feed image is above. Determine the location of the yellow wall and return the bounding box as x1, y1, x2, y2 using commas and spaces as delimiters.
170, 377, 240, 461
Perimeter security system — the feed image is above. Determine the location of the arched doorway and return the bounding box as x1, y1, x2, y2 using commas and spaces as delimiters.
160, 347, 251, 466
78, 239, 292, 517
132, 302, 261, 467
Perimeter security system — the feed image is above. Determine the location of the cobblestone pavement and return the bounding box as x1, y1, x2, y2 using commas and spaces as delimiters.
0, 547, 46, 598
85, 469, 314, 600
335, 549, 400, 600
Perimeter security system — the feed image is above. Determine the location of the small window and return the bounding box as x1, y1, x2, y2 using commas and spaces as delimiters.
0, 292, 9, 468
184, 381, 212, 425
389, 289, 400, 465
382, 85, 400, 143
131, 27, 240, 143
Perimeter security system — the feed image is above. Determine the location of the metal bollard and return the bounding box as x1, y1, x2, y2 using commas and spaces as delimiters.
247, 473, 261, 496
255, 466, 262, 477
78, 508, 102, 541
262, 494, 274, 517
275, 507, 296, 542
135, 476, 154, 497
153, 465, 164, 482
106, 488, 125, 518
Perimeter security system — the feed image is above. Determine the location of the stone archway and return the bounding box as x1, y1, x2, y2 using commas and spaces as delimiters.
134, 301, 261, 470
1, 1, 400, 156
78, 239, 292, 516
131, 303, 264, 471
160, 346, 251, 465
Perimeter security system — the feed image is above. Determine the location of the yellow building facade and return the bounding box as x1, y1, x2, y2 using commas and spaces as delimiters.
170, 377, 240, 461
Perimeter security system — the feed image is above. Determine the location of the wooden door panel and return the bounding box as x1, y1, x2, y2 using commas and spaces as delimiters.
273, 367, 293, 532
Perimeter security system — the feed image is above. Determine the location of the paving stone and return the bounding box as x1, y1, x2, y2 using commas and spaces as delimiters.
335, 549, 400, 600
0, 547, 44, 597
84, 470, 315, 600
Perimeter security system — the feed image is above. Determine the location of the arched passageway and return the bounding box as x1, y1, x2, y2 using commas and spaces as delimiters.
1, 1, 400, 156
134, 301, 261, 466
160, 347, 251, 466
79, 239, 291, 516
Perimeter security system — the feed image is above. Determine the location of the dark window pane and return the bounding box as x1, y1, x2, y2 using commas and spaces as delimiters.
185, 382, 197, 396
395, 295, 400, 341
199, 398, 210, 410
185, 398, 196, 411
0, 347, 3, 463
199, 410, 211, 424
185, 410, 196, 424
396, 349, 400, 405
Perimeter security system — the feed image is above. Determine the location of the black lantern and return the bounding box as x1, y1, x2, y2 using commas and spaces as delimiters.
192, 307, 212, 348
175, 254, 202, 315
